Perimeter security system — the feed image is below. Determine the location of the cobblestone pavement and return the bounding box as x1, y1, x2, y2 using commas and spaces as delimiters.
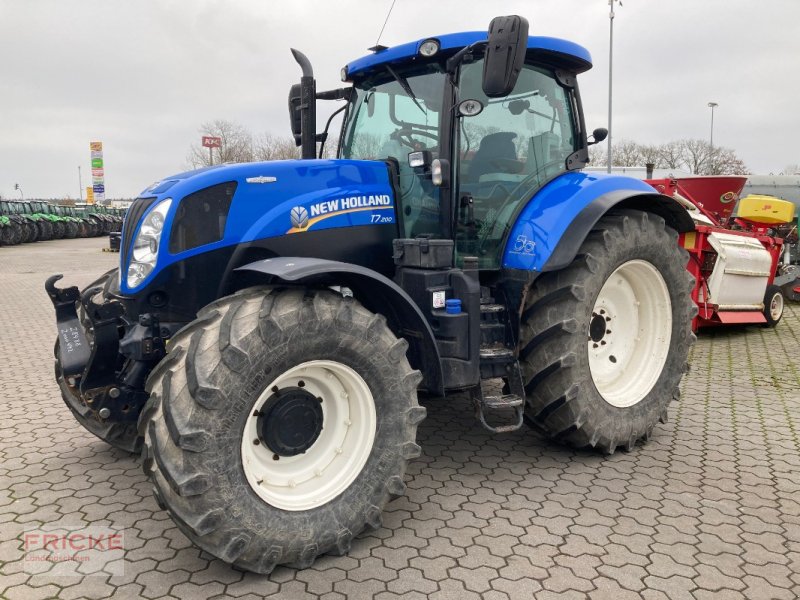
1, 237, 799, 599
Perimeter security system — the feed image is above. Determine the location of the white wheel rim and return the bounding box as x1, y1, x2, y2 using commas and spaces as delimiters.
241, 360, 376, 511
770, 292, 783, 321
588, 260, 672, 408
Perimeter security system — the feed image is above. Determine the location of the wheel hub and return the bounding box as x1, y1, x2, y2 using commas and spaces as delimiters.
589, 311, 609, 343
257, 387, 324, 456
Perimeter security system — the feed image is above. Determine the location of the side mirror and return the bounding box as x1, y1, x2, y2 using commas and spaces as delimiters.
589, 127, 608, 145
482, 15, 529, 98
408, 151, 432, 169
288, 83, 303, 145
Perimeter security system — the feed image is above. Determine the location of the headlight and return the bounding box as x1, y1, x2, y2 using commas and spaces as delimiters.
126, 198, 171, 288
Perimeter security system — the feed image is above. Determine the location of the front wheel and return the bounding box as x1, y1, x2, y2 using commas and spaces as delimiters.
141, 287, 424, 573
762, 284, 784, 327
519, 210, 696, 453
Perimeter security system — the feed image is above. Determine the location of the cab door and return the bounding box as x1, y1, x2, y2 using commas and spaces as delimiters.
454, 60, 580, 268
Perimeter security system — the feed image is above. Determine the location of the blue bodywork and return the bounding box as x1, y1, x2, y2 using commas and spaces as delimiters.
345, 32, 592, 78
121, 160, 395, 294
501, 172, 657, 271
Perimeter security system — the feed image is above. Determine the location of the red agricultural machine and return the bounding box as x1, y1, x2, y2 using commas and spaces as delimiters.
645, 175, 798, 330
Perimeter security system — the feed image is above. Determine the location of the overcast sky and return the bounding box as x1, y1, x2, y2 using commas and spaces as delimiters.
2, 0, 798, 199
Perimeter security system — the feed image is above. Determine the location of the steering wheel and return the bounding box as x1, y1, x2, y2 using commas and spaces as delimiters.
393, 128, 438, 152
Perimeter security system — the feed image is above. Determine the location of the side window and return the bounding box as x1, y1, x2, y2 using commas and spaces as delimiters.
455, 61, 577, 268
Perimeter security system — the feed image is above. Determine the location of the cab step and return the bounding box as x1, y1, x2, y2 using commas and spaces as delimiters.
470, 359, 526, 434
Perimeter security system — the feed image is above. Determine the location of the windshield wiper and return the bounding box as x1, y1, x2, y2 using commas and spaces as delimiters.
385, 65, 426, 115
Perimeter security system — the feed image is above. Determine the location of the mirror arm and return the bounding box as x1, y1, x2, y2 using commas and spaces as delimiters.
317, 104, 348, 159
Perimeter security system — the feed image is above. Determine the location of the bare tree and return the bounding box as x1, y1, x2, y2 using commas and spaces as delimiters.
187, 120, 254, 168
588, 144, 606, 167
782, 163, 800, 175
657, 141, 684, 170
706, 146, 749, 175
253, 133, 299, 161
680, 139, 715, 175
609, 139, 644, 167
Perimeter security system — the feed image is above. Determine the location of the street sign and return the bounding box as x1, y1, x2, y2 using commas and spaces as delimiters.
202, 136, 222, 148
89, 141, 105, 201
86, 187, 94, 204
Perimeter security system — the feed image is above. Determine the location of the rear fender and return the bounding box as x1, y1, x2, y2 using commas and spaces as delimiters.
503, 172, 693, 272
235, 257, 444, 395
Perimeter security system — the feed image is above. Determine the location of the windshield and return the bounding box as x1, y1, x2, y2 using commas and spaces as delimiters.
341, 65, 446, 238
454, 60, 578, 268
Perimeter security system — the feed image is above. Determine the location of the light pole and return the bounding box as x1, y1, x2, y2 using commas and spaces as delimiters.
707, 102, 718, 149
607, 0, 621, 173
14, 183, 23, 200
78, 165, 83, 201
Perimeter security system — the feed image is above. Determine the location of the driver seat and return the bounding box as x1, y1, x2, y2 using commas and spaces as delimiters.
468, 132, 518, 182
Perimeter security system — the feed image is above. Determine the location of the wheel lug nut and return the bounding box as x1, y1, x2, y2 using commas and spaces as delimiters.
600, 340, 606, 345
593, 343, 599, 348
253, 439, 260, 445
605, 316, 611, 322
606, 329, 611, 334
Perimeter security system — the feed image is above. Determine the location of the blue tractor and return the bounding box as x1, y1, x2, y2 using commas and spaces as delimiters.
47, 16, 695, 573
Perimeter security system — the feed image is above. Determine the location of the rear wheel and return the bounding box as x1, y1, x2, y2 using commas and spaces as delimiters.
36, 220, 53, 241
762, 284, 784, 327
23, 221, 38, 243
141, 287, 424, 573
52, 221, 66, 239
519, 210, 696, 453
64, 221, 78, 238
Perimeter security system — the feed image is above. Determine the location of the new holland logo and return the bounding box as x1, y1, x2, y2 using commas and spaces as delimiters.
290, 206, 309, 229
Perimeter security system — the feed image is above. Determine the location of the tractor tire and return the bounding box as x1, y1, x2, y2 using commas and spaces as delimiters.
519, 210, 696, 454
762, 284, 784, 327
52, 221, 66, 239
54, 269, 139, 453
8, 224, 23, 245
0, 226, 16, 246
36, 220, 53, 241
23, 221, 38, 243
140, 287, 424, 573
64, 221, 78, 239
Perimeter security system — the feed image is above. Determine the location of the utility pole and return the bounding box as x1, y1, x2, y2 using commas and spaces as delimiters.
707, 102, 718, 175
607, 0, 620, 173
209, 145, 213, 166
78, 165, 83, 201
707, 102, 718, 149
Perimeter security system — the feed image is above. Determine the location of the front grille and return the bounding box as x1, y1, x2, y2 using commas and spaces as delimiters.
121, 196, 157, 265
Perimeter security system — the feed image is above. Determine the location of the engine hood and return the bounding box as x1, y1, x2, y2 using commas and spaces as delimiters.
122, 159, 397, 292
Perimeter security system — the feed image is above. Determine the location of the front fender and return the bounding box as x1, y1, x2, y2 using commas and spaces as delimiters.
235, 257, 444, 395
502, 172, 693, 272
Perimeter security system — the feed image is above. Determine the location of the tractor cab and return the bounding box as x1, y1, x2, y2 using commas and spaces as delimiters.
338, 33, 589, 269
283, 19, 596, 274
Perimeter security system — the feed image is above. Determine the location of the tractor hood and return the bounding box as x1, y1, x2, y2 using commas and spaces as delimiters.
122, 159, 396, 292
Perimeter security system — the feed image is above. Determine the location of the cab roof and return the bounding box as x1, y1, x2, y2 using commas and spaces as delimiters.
345, 31, 592, 79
